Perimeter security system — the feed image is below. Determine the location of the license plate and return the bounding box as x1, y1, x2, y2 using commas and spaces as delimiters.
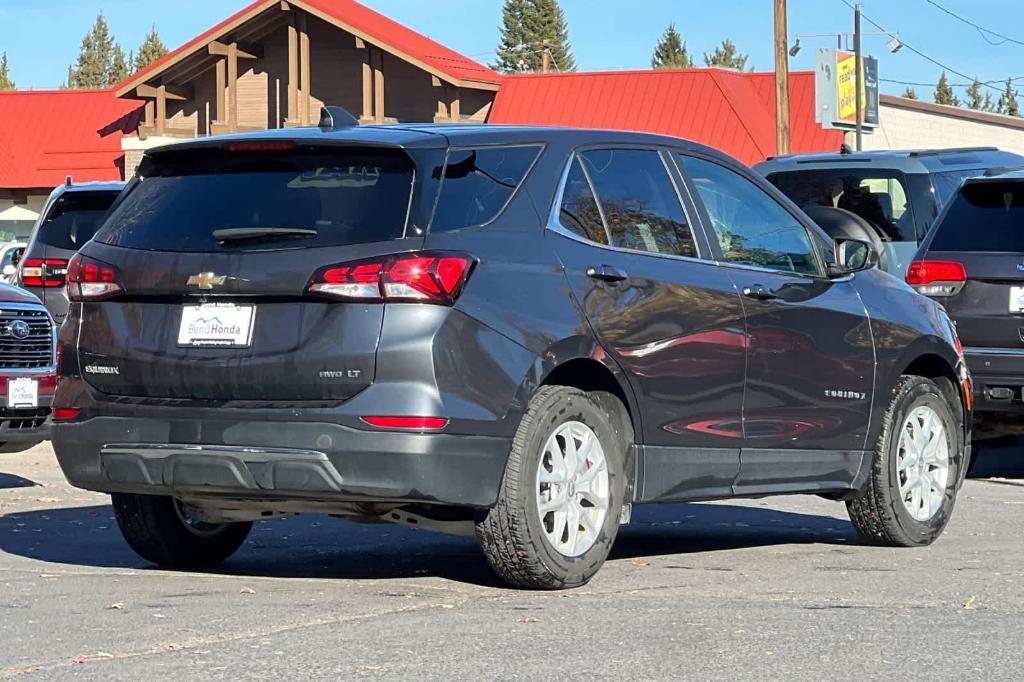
177, 303, 255, 348
8, 378, 38, 409
1011, 287, 1024, 314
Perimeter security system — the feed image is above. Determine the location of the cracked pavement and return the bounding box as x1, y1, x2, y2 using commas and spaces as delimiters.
1, 440, 1023, 680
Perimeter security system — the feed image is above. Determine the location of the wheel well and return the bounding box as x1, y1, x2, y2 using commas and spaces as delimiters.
902, 353, 965, 423
542, 358, 636, 437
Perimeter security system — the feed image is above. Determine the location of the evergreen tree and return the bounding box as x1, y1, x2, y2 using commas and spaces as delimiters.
982, 91, 995, 112
998, 78, 1020, 117
134, 24, 169, 72
108, 44, 130, 86
703, 39, 749, 70
493, 0, 574, 73
965, 78, 983, 110
933, 71, 959, 106
0, 52, 14, 90
901, 86, 918, 100
525, 0, 575, 72
651, 23, 691, 69
67, 13, 118, 88
494, 0, 534, 73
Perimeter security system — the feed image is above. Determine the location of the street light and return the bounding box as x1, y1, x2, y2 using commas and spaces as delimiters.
789, 38, 801, 57
887, 36, 903, 53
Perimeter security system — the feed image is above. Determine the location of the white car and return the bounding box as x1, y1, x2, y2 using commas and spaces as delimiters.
0, 242, 25, 284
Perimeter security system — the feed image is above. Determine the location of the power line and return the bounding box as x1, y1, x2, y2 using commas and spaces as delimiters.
838, 0, 1004, 93
881, 76, 1024, 88
923, 0, 1024, 47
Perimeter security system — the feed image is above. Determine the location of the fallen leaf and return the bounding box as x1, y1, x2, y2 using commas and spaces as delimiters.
153, 614, 167, 619
438, 603, 454, 609
631, 559, 651, 567
963, 596, 977, 610
107, 603, 124, 610
364, 665, 383, 671
240, 586, 256, 595
517, 617, 540, 623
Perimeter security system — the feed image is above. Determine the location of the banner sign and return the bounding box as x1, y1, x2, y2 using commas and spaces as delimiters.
815, 47, 879, 130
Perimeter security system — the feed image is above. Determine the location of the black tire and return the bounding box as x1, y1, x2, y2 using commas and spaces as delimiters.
475, 386, 631, 589
847, 376, 965, 547
111, 493, 252, 569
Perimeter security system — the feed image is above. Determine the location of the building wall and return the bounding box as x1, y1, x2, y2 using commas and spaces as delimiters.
860, 101, 1024, 155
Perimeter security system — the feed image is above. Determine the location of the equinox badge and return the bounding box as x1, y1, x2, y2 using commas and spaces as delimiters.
187, 272, 227, 289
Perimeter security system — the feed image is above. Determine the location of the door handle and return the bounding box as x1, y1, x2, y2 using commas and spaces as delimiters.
586, 265, 628, 283
742, 284, 780, 301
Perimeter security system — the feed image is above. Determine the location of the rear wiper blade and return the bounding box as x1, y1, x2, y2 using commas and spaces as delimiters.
213, 227, 319, 242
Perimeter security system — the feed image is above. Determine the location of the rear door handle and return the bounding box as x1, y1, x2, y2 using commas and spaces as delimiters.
586, 265, 628, 283
742, 284, 779, 301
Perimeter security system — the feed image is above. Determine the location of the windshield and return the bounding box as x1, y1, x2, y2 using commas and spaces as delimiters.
38, 191, 120, 250
96, 148, 415, 252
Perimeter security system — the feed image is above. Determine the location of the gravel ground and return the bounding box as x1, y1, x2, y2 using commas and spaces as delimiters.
1, 439, 1022, 680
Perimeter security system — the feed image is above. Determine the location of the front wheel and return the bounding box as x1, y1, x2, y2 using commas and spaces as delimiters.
112, 493, 252, 568
847, 376, 965, 547
476, 386, 631, 589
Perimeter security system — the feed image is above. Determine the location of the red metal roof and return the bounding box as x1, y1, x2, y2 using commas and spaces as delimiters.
489, 69, 842, 166
0, 89, 144, 189
118, 0, 500, 97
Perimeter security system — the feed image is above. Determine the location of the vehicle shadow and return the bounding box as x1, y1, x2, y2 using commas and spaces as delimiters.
0, 472, 37, 490
0, 501, 855, 587
970, 436, 1024, 479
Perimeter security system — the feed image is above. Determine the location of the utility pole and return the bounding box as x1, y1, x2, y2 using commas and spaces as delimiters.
774, 0, 791, 155
542, 46, 551, 74
854, 2, 863, 150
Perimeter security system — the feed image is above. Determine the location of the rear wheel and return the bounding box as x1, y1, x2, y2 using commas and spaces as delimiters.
847, 376, 964, 547
475, 386, 630, 589
112, 493, 252, 568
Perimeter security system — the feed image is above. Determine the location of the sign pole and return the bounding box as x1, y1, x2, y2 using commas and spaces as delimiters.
774, 0, 791, 155
854, 3, 863, 151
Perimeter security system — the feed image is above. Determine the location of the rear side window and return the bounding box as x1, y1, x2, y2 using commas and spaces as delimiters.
38, 191, 119, 250
570, 149, 697, 258
930, 181, 1024, 252
558, 157, 609, 245
430, 145, 541, 231
97, 148, 415, 252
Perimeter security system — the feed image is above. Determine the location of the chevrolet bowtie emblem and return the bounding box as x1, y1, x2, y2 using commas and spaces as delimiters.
187, 272, 227, 289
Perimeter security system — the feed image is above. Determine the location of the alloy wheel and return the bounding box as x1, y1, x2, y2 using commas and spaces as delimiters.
896, 405, 950, 522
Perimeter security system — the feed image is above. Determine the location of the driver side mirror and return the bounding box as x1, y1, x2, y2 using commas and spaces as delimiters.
828, 238, 879, 277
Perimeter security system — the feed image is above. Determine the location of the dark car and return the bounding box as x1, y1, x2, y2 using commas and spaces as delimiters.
755, 147, 1024, 276
51, 112, 971, 589
908, 171, 1024, 438
0, 284, 57, 453
17, 179, 125, 324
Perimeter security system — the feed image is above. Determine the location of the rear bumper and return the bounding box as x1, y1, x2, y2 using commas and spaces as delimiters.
52, 415, 511, 508
0, 407, 51, 443
964, 347, 1024, 414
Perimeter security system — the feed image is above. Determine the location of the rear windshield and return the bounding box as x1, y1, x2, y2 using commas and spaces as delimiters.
930, 181, 1024, 252
96, 148, 415, 252
767, 169, 918, 242
38, 191, 119, 250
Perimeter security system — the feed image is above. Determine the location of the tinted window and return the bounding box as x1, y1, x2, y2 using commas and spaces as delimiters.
767, 168, 917, 242
431, 145, 541, 231
97, 149, 414, 252
930, 169, 986, 206
683, 156, 822, 276
558, 157, 609, 244
930, 181, 1024, 252
38, 191, 119, 250
578, 149, 696, 257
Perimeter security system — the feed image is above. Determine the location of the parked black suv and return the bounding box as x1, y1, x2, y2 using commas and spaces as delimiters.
756, 147, 1024, 276
909, 171, 1024, 438
52, 113, 971, 589
18, 178, 125, 324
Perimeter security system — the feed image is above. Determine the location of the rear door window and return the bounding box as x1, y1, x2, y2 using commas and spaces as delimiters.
430, 145, 541, 231
576, 148, 697, 258
930, 181, 1024, 252
558, 157, 609, 244
38, 191, 120, 250
96, 148, 415, 252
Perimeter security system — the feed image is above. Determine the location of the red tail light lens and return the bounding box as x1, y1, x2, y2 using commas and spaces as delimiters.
308, 252, 475, 305
52, 407, 81, 421
20, 258, 69, 288
906, 260, 967, 296
361, 416, 449, 430
225, 141, 296, 152
67, 253, 124, 301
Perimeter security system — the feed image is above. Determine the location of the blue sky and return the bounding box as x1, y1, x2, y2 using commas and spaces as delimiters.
1, 0, 1022, 98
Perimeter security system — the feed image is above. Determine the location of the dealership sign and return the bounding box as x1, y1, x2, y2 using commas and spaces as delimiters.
815, 48, 879, 130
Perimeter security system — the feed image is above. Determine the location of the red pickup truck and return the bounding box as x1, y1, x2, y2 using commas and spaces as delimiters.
0, 284, 56, 452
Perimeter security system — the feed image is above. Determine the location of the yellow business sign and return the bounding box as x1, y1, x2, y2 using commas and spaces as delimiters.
836, 51, 859, 123
815, 48, 879, 130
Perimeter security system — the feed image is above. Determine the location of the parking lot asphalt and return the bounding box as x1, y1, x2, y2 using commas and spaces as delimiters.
1, 441, 1022, 681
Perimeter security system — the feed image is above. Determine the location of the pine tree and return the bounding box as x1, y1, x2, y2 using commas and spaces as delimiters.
67, 13, 118, 88
965, 78, 983, 110
0, 52, 14, 90
108, 44, 130, 86
933, 71, 959, 106
651, 23, 691, 69
703, 39, 749, 70
493, 0, 574, 73
901, 86, 918, 100
134, 24, 169, 72
998, 78, 1020, 117
982, 91, 995, 112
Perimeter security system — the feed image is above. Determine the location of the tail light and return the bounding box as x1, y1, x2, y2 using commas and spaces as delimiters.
308, 251, 475, 305
20, 258, 69, 288
906, 260, 966, 296
361, 416, 448, 430
52, 407, 81, 421
67, 253, 124, 301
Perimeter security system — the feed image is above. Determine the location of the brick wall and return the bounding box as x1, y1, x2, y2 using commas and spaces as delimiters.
860, 100, 1024, 155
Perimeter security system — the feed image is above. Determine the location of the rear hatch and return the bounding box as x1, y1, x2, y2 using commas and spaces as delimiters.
74, 141, 442, 401
912, 178, 1024, 348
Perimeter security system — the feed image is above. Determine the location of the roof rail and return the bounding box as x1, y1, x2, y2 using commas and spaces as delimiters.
983, 165, 1024, 177
319, 105, 359, 131
908, 147, 999, 157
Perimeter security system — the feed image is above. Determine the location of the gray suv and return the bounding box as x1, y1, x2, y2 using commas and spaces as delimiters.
17, 179, 124, 323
